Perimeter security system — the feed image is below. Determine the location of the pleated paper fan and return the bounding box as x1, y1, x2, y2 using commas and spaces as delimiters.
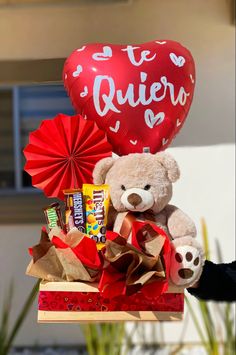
24, 113, 112, 200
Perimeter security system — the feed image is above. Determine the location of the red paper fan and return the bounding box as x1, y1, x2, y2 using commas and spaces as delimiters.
24, 113, 112, 200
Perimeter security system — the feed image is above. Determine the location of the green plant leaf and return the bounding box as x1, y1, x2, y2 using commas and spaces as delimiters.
199, 301, 219, 354
201, 218, 210, 259
116, 323, 125, 355
215, 239, 224, 263
0, 282, 14, 354
81, 323, 126, 355
185, 296, 208, 349
2, 280, 40, 355
80, 324, 96, 355
187, 219, 235, 355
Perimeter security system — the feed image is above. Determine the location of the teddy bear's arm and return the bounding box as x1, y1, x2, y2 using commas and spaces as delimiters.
164, 204, 197, 239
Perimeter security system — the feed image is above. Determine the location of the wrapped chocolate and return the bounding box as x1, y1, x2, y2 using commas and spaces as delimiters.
64, 189, 86, 233
83, 184, 110, 250
43, 203, 64, 231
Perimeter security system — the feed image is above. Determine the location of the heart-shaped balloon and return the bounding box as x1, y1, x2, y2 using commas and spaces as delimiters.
63, 40, 195, 155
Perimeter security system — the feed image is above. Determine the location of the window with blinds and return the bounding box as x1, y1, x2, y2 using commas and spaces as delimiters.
19, 85, 75, 188
0, 84, 75, 192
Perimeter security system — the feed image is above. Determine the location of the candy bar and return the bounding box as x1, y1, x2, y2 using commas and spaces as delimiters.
82, 184, 110, 250
64, 189, 86, 233
43, 203, 63, 230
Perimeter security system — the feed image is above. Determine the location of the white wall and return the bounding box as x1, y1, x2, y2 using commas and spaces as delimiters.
0, 144, 234, 346
0, 0, 234, 61
169, 145, 235, 263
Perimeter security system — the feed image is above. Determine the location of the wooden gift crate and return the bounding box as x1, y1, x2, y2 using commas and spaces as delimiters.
38, 281, 184, 323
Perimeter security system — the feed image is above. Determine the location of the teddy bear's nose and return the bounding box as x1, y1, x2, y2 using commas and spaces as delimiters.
127, 193, 142, 207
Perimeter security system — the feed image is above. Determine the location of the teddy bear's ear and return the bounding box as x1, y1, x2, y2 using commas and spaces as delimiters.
156, 152, 180, 182
93, 157, 116, 184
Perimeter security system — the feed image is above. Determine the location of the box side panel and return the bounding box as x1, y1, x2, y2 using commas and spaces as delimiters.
38, 290, 184, 312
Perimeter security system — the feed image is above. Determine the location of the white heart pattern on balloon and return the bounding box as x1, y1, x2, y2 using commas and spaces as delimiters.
92, 46, 113, 61
169, 53, 186, 67
144, 110, 165, 129
72, 64, 83, 77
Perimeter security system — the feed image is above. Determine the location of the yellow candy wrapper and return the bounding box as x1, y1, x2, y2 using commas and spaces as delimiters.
82, 184, 110, 250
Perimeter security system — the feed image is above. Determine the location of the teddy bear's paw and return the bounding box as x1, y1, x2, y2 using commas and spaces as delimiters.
170, 238, 204, 288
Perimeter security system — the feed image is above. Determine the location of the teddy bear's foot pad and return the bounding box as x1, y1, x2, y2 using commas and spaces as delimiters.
170, 237, 205, 288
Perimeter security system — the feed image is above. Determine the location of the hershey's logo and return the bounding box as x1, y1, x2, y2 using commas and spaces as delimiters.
73, 193, 84, 225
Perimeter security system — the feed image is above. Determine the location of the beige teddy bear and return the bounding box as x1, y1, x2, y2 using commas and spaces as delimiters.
93, 152, 205, 288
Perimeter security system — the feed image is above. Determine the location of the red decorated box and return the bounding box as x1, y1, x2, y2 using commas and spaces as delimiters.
38, 281, 184, 323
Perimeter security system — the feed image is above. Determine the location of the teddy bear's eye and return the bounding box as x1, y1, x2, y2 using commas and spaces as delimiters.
121, 185, 126, 191
144, 184, 151, 190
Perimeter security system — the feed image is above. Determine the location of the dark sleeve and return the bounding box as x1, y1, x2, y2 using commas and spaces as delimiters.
187, 260, 236, 302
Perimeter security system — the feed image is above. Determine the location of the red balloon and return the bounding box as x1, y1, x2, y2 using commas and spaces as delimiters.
63, 40, 195, 155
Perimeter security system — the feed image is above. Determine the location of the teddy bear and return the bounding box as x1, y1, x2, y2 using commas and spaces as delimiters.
93, 151, 205, 288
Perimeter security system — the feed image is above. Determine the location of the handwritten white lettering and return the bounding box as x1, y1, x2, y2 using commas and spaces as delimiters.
93, 72, 190, 117
122, 45, 156, 67
93, 75, 121, 116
